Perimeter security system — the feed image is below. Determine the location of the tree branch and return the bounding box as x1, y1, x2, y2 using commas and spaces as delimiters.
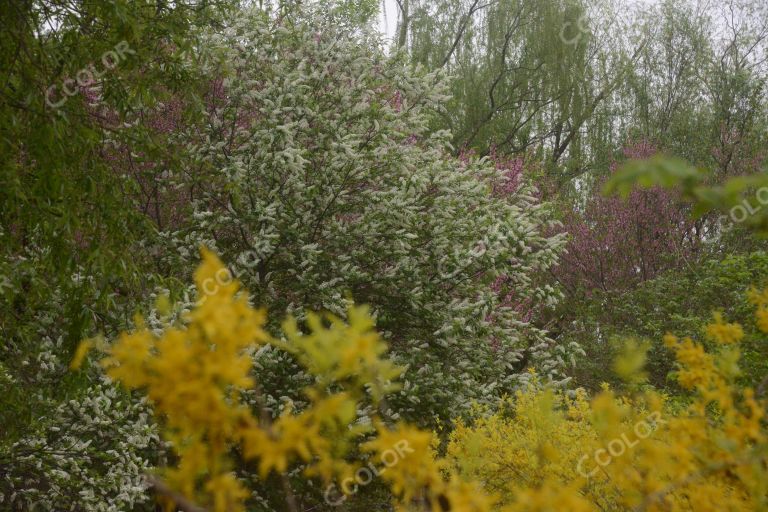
147, 475, 209, 512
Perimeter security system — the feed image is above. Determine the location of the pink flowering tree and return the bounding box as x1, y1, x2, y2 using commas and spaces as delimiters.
554, 141, 700, 298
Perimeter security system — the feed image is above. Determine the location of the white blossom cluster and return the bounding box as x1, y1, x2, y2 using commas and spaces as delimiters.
0, 245, 161, 511
155, 8, 574, 423
2, 381, 160, 511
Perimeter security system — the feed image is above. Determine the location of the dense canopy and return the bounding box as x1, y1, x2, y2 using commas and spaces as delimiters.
1, 0, 767, 511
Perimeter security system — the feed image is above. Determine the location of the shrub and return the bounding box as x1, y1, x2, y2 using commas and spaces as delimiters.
447, 298, 768, 511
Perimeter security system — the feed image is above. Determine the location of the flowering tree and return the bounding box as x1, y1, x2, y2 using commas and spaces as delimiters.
2, 383, 160, 511
555, 142, 698, 297
148, 8, 569, 423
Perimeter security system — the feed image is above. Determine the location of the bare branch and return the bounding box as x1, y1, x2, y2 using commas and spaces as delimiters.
147, 476, 208, 512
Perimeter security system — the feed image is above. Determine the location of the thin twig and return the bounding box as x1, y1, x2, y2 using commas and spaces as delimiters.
147, 475, 209, 512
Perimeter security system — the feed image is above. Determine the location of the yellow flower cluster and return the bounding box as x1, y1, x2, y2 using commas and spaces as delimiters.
705, 312, 745, 345
749, 287, 768, 334
79, 249, 390, 509
363, 422, 501, 511
98, 249, 271, 508
447, 303, 768, 511
663, 334, 721, 392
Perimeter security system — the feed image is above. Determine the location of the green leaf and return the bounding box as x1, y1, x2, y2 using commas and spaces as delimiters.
603, 155, 705, 198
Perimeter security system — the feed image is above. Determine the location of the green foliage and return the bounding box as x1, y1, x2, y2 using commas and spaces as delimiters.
563, 252, 768, 392
603, 155, 705, 198
0, 0, 236, 507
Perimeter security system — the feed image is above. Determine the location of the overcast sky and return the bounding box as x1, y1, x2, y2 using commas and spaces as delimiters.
377, 0, 400, 43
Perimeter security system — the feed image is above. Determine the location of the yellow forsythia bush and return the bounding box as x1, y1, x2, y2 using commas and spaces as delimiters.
76, 249, 768, 511
447, 299, 768, 511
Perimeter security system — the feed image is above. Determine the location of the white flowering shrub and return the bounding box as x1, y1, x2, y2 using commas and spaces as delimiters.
2, 379, 160, 511
156, 8, 569, 423
0, 244, 161, 511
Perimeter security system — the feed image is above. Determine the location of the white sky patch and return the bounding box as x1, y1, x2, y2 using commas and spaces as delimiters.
377, 0, 399, 44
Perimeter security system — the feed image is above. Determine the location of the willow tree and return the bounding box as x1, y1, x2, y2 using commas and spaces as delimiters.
394, 0, 641, 189
705, 0, 768, 178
